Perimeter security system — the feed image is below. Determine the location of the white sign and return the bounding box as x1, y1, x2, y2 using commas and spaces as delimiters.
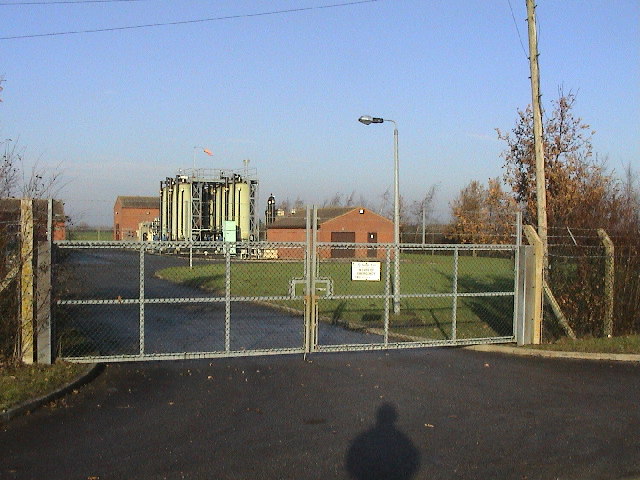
351, 261, 381, 281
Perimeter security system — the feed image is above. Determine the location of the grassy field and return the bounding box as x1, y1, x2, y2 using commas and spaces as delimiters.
66, 229, 110, 241
157, 252, 517, 341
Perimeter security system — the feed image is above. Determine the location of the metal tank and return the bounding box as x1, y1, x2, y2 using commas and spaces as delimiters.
159, 167, 258, 243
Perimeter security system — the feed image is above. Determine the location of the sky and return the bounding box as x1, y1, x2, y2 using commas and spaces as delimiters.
1, 0, 638, 226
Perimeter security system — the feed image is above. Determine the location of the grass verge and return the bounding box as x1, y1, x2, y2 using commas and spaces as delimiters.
528, 335, 640, 354
0, 360, 87, 413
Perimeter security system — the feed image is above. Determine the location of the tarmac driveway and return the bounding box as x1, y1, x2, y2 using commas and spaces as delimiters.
2, 348, 639, 479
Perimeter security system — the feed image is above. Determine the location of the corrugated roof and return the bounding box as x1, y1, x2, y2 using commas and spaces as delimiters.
268, 206, 381, 229
116, 196, 160, 209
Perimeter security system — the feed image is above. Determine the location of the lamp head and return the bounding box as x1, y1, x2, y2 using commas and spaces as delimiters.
358, 115, 384, 125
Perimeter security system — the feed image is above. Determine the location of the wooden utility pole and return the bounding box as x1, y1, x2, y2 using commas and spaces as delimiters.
526, 0, 549, 269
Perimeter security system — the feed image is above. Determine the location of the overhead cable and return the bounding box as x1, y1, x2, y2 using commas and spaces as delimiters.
1, 0, 381, 40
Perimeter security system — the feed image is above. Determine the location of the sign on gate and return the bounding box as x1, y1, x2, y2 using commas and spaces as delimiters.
351, 261, 381, 281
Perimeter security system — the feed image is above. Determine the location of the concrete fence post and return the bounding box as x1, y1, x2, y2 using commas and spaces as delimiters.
36, 240, 52, 364
20, 198, 35, 364
597, 229, 614, 337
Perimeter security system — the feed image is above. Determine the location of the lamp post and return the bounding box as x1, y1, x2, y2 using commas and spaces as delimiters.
358, 115, 400, 314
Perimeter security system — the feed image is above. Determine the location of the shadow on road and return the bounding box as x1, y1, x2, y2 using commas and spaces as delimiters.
346, 403, 421, 480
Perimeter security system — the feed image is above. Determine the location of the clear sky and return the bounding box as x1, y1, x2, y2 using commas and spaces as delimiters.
1, 0, 638, 226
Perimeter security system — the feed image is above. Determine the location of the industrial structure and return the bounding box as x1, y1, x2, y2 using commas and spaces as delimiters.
159, 168, 258, 242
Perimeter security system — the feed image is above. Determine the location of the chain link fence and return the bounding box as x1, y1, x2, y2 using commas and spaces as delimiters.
54, 241, 311, 361
0, 217, 21, 360
546, 227, 640, 339
315, 242, 517, 351
1, 199, 59, 362
53, 236, 518, 362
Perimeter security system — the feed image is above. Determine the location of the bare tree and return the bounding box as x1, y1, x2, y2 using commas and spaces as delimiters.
410, 184, 439, 238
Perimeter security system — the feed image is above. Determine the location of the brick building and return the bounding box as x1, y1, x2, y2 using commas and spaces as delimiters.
266, 207, 393, 259
113, 196, 160, 240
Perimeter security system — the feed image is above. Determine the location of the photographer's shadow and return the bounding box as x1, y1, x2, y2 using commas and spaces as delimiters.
346, 403, 421, 480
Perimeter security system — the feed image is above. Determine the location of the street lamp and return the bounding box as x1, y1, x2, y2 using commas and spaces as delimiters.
358, 115, 400, 314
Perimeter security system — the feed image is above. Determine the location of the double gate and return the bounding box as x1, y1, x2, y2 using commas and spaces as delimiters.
54, 219, 522, 363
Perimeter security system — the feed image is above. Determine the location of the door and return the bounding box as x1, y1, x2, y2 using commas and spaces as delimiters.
330, 231, 355, 258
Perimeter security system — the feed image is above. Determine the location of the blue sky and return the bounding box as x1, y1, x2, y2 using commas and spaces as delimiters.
1, 0, 638, 225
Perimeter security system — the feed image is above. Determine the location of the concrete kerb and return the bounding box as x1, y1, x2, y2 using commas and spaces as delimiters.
0, 363, 103, 425
466, 344, 640, 363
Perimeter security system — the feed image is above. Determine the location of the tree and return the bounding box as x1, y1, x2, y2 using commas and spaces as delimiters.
497, 91, 614, 229
498, 92, 640, 337
447, 178, 517, 244
1, 84, 66, 361
410, 184, 439, 243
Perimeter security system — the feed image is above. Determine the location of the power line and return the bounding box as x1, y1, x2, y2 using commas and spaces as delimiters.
1, 0, 149, 5
1, 0, 382, 40
506, 0, 527, 59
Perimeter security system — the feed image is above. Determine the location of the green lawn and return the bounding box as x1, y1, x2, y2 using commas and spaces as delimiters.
157, 252, 517, 341
66, 229, 110, 241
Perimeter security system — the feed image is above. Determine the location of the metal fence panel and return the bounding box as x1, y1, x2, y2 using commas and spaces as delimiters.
53, 236, 518, 362
54, 241, 309, 362
315, 242, 517, 352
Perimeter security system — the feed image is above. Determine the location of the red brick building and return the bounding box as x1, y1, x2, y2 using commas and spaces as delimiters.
113, 196, 160, 240
266, 207, 393, 259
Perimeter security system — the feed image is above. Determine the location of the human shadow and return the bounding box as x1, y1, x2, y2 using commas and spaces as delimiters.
346, 403, 421, 480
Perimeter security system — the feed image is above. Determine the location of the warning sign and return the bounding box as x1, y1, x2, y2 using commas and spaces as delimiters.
351, 261, 381, 281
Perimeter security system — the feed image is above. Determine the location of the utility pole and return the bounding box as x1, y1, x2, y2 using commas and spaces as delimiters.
526, 0, 549, 269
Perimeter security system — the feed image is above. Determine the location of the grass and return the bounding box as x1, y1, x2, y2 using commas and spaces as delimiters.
529, 335, 640, 354
157, 252, 517, 341
66, 229, 110, 241
0, 360, 87, 413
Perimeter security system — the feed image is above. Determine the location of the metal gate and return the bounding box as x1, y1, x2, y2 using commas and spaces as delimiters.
54, 212, 521, 363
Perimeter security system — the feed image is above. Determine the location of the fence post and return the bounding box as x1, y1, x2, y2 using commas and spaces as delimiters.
523, 225, 543, 344
34, 199, 54, 364
304, 206, 312, 355
597, 229, 614, 337
36, 240, 52, 364
515, 245, 531, 345
20, 198, 35, 364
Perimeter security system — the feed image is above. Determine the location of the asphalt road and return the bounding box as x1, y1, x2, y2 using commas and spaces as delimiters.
2, 349, 639, 479
56, 249, 381, 357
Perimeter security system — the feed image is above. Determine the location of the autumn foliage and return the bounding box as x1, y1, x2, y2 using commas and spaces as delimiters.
448, 92, 640, 337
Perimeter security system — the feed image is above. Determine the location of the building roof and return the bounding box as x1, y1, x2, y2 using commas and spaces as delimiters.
267, 206, 391, 229
115, 196, 160, 209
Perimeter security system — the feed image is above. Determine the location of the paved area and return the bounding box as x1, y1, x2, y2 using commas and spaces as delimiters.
2, 348, 639, 479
